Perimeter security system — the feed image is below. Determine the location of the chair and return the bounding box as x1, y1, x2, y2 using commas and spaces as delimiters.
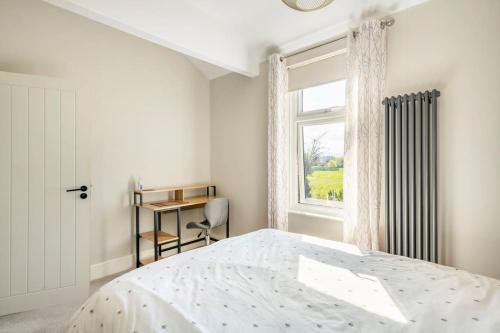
186, 198, 229, 246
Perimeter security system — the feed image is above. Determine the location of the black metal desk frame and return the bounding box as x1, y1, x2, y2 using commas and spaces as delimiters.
133, 185, 229, 268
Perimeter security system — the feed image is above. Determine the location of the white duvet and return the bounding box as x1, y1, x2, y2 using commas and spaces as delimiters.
67, 229, 500, 332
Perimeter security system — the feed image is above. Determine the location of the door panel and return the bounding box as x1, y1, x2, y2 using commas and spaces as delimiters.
28, 87, 45, 293
0, 84, 11, 299
60, 90, 76, 288
11, 86, 29, 296
44, 88, 61, 290
0, 72, 89, 315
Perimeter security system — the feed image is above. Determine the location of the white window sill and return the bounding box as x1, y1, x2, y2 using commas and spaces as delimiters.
288, 209, 344, 223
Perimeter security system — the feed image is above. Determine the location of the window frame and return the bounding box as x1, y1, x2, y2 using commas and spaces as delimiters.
289, 80, 346, 219
299, 79, 347, 115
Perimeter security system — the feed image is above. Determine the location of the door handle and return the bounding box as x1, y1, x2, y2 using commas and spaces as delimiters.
67, 185, 88, 192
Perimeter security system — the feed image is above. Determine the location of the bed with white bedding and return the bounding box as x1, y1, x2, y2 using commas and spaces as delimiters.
67, 229, 500, 332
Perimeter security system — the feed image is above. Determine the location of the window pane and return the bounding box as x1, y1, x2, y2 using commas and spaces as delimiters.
302, 80, 346, 112
301, 122, 344, 204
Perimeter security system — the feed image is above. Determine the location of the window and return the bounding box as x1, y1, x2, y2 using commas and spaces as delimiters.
290, 80, 346, 217
302, 81, 346, 112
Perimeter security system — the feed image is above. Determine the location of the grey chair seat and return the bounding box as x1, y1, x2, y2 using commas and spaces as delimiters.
186, 220, 210, 230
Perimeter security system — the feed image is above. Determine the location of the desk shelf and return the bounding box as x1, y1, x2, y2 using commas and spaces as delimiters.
134, 184, 216, 206
139, 231, 178, 245
134, 183, 213, 195
140, 256, 165, 266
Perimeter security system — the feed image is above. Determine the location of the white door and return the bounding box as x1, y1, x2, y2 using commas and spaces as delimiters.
0, 71, 90, 316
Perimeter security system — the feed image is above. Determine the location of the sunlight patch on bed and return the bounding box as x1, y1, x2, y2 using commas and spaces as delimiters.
297, 255, 407, 324
300, 235, 364, 256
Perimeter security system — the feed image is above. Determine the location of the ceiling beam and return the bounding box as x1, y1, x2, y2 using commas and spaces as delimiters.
43, 0, 260, 77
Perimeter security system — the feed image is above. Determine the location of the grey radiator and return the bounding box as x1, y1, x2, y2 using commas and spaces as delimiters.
384, 90, 440, 263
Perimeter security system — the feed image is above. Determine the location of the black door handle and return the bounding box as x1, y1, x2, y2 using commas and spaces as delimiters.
67, 185, 88, 192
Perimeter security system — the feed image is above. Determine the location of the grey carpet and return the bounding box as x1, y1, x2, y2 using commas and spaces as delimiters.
0, 271, 128, 333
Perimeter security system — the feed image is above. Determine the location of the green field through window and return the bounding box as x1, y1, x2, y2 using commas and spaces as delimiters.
306, 168, 343, 202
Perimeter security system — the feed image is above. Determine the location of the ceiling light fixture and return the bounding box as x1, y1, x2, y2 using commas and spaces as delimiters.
281, 0, 335, 12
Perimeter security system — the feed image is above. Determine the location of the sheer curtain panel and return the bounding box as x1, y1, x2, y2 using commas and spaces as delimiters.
268, 54, 289, 231
343, 20, 387, 250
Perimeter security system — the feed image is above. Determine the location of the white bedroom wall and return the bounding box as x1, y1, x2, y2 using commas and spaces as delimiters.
210, 0, 500, 278
210, 64, 269, 238
386, 0, 500, 279
0, 0, 210, 267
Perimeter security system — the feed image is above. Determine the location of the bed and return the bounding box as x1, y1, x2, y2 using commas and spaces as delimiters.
66, 229, 500, 332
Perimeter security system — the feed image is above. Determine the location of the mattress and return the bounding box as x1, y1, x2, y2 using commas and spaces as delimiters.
66, 229, 500, 332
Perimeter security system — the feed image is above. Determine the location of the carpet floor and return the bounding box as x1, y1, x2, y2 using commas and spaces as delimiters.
0, 271, 128, 333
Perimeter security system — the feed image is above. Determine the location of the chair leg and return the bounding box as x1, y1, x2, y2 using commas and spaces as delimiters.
205, 230, 210, 246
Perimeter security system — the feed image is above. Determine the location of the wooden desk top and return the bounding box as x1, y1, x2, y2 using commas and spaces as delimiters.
136, 195, 217, 212
134, 184, 214, 195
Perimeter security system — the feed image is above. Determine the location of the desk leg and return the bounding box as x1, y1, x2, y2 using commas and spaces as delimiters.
154, 212, 159, 261
226, 203, 230, 238
158, 212, 162, 255
176, 208, 181, 253
135, 206, 140, 268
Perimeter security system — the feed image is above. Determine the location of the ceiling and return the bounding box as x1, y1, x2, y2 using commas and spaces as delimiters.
44, 0, 428, 79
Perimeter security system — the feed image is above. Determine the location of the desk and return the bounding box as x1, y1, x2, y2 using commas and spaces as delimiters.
133, 184, 228, 267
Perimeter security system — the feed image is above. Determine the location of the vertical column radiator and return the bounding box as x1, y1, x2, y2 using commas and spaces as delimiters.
384, 90, 440, 263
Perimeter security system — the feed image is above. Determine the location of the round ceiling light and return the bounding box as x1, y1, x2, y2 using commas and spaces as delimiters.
282, 0, 335, 12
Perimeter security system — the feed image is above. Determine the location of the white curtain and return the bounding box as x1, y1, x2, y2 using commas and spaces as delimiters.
268, 54, 289, 231
343, 20, 387, 250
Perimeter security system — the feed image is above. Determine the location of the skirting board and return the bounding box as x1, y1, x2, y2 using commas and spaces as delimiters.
90, 250, 151, 281
90, 237, 206, 281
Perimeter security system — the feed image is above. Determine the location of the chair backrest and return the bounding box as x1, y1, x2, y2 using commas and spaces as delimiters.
204, 198, 229, 228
